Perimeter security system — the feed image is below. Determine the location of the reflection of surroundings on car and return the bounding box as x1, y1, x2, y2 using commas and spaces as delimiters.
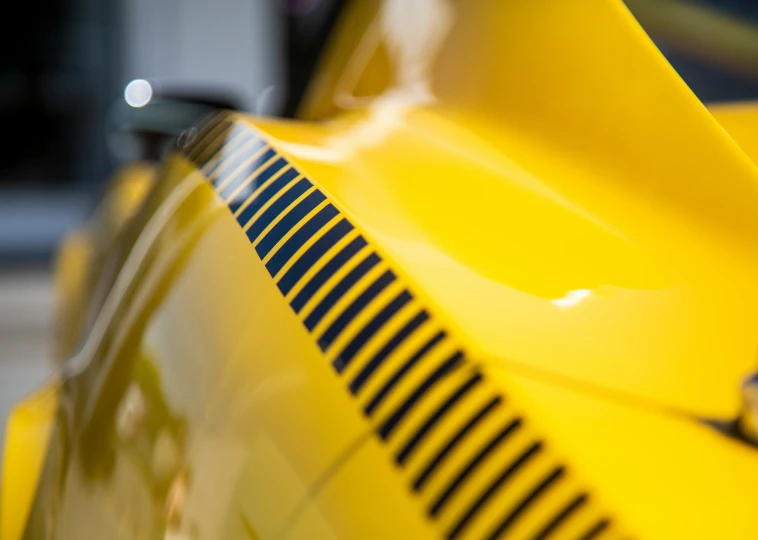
628, 0, 758, 101
0, 0, 344, 488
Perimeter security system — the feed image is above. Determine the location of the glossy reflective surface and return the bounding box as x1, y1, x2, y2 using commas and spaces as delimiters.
292, 0, 758, 419
6, 1, 758, 539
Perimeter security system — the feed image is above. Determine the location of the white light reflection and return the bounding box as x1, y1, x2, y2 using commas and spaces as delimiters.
124, 79, 153, 108
552, 289, 591, 309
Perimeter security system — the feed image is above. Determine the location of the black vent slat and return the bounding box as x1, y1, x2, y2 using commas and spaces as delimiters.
485, 467, 565, 540
290, 236, 368, 313
333, 290, 413, 373
578, 519, 611, 540
221, 152, 281, 206
530, 493, 588, 540
378, 351, 464, 440
429, 417, 522, 516
303, 252, 381, 330
395, 372, 482, 466
218, 149, 278, 199
215, 141, 270, 193
413, 396, 502, 492
213, 138, 266, 185
197, 130, 236, 173
445, 442, 543, 539
235, 167, 298, 228
266, 204, 339, 277
277, 218, 354, 296
185, 114, 227, 157
363, 329, 447, 416
317, 270, 396, 351
211, 127, 255, 161
256, 190, 326, 259
246, 177, 311, 243
349, 310, 430, 396
188, 120, 232, 162
206, 130, 257, 179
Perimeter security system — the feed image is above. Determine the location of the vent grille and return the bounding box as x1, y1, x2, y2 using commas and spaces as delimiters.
181, 112, 616, 539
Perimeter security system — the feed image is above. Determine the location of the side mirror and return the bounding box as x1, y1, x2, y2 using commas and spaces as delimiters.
108, 80, 243, 162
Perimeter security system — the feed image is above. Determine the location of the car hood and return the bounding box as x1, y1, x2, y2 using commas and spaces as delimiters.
246, 0, 758, 420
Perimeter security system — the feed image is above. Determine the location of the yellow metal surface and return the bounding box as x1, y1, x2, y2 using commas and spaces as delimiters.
710, 101, 758, 162
0, 383, 58, 540
291, 0, 758, 420
53, 228, 95, 363
52, 161, 156, 363
484, 363, 758, 539
100, 161, 156, 238
8, 0, 758, 539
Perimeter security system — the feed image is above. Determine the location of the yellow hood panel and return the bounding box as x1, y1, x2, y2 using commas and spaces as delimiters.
248, 0, 758, 419
711, 101, 758, 164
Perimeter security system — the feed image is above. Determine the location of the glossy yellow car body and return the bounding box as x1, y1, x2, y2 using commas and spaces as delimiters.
5, 0, 758, 538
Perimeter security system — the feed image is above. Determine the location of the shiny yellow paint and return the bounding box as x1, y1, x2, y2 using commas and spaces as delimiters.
0, 383, 58, 540
710, 101, 758, 162
100, 161, 156, 238
52, 160, 156, 363
53, 228, 95, 363
6, 0, 758, 538
258, 0, 758, 534
292, 0, 758, 419
484, 364, 758, 539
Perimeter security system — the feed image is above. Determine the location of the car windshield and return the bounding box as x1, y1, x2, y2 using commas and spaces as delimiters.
626, 0, 758, 102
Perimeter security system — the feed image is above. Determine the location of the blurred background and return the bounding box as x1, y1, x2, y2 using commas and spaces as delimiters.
2, 0, 758, 462
0, 0, 347, 465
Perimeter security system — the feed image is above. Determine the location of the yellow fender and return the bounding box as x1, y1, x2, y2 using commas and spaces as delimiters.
0, 383, 58, 540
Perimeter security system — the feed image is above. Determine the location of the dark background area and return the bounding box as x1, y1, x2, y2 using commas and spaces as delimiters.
0, 0, 345, 260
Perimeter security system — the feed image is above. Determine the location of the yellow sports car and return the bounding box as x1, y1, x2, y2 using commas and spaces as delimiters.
5, 0, 758, 538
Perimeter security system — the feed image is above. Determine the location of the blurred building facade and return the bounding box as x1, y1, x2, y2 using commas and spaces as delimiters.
0, 0, 284, 260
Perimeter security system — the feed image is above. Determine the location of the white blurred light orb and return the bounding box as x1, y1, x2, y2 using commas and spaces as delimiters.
124, 79, 153, 108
